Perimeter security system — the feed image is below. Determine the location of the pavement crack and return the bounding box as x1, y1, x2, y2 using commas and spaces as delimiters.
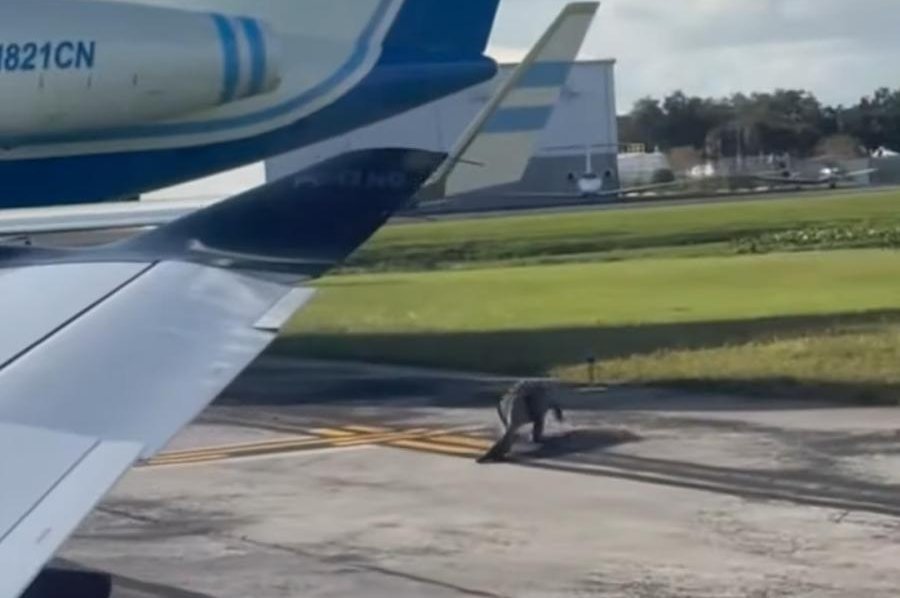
234, 535, 510, 598
516, 454, 900, 518
96, 505, 508, 598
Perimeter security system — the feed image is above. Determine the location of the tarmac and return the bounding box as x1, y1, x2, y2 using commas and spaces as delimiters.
58, 357, 900, 598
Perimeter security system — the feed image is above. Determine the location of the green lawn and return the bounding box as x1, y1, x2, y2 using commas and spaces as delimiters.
554, 326, 900, 405
348, 189, 900, 271
282, 250, 900, 403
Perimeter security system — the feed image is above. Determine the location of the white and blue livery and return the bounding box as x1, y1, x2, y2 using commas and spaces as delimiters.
0, 0, 501, 206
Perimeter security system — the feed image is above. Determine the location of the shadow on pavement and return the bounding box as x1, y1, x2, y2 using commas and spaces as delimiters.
512, 428, 642, 461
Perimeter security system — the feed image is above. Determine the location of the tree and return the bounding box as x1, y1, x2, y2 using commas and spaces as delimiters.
620, 87, 900, 158
815, 134, 865, 159
627, 97, 666, 149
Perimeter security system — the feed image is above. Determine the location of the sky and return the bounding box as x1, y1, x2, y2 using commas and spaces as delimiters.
153, 0, 897, 198
491, 0, 899, 112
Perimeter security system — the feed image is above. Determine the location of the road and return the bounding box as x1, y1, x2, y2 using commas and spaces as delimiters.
55, 357, 900, 598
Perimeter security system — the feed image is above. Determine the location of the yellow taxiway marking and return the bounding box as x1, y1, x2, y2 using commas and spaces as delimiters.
388, 439, 483, 457
153, 436, 324, 461
342, 424, 390, 433
147, 429, 430, 467
428, 435, 493, 450
330, 428, 432, 447
310, 428, 358, 437
147, 453, 233, 466
144, 424, 493, 468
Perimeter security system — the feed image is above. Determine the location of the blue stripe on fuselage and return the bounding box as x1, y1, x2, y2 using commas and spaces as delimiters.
484, 106, 554, 133
0, 0, 501, 207
239, 17, 266, 96
211, 14, 240, 103
4, 0, 395, 147
5, 0, 502, 148
0, 58, 496, 207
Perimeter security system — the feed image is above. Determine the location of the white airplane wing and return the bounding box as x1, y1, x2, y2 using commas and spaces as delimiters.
590, 180, 679, 197
0, 148, 443, 598
503, 180, 678, 199
0, 198, 218, 237
0, 265, 317, 598
754, 169, 877, 186
845, 168, 878, 178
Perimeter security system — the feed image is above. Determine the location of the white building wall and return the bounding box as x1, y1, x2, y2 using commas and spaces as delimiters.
267, 60, 618, 192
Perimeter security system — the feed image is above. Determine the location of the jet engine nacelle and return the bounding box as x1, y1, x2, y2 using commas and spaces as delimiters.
0, 0, 281, 146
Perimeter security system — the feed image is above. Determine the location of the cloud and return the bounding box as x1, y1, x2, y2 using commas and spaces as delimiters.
489, 0, 900, 111
156, 1, 897, 197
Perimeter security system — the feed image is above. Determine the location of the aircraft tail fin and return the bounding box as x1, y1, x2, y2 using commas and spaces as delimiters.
420, 2, 600, 200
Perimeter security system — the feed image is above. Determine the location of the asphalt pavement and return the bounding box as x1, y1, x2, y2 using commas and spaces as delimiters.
55, 357, 900, 598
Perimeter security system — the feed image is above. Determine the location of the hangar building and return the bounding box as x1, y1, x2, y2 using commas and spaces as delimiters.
267, 60, 619, 197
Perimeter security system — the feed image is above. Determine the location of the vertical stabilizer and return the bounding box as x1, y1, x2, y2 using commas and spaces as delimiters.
424, 2, 600, 199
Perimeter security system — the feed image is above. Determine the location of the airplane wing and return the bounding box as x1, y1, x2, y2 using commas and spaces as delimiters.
0, 198, 218, 237
502, 180, 679, 199
0, 148, 443, 598
589, 180, 679, 197
844, 168, 878, 178
754, 170, 877, 186
419, 2, 599, 201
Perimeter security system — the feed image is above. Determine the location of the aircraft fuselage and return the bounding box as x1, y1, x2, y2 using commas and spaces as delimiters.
0, 0, 497, 207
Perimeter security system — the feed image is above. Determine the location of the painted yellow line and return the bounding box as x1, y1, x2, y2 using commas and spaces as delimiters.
155, 436, 317, 460
427, 425, 491, 438
429, 435, 493, 450
146, 453, 232, 466
343, 424, 389, 433
220, 420, 322, 437
147, 436, 351, 466
310, 427, 359, 438
388, 439, 483, 457
151, 436, 362, 464
329, 426, 488, 447
150, 429, 434, 466
318, 424, 484, 440
146, 424, 495, 468
154, 426, 407, 462
331, 429, 432, 447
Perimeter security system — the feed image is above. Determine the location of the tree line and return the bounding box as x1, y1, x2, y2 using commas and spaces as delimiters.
618, 88, 900, 159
